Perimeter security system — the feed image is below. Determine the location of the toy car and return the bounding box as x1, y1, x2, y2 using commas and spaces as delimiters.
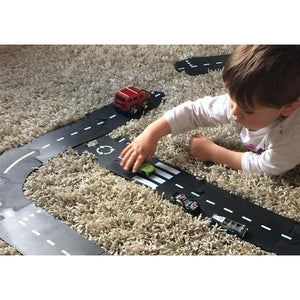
137, 162, 155, 177
210, 213, 248, 238
114, 86, 151, 116
171, 192, 201, 216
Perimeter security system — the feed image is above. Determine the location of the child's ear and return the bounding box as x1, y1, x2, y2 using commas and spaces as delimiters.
280, 101, 300, 117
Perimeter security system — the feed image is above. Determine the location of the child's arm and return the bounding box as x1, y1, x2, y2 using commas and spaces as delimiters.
189, 133, 243, 170
120, 117, 171, 173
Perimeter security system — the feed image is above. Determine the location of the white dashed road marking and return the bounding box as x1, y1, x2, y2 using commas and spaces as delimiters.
97, 121, 104, 125
18, 220, 27, 226
109, 114, 116, 119
281, 234, 292, 240
191, 192, 200, 197
84, 126, 91, 131
223, 208, 233, 214
32, 229, 41, 236
261, 225, 272, 231
42, 144, 50, 149
61, 250, 71, 256
56, 137, 64, 142
47, 240, 56, 246
70, 131, 78, 136
242, 216, 252, 222
175, 184, 184, 189
205, 199, 215, 205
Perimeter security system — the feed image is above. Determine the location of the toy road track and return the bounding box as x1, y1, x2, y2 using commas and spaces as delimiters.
1, 86, 300, 255
75, 135, 300, 255
0, 90, 165, 255
174, 54, 229, 76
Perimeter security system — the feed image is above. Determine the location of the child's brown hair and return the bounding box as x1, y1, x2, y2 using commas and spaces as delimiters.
223, 45, 300, 110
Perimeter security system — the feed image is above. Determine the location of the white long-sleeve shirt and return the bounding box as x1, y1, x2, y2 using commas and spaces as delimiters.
163, 94, 300, 175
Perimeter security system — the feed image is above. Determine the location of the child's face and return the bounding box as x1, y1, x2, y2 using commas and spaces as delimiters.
229, 97, 283, 131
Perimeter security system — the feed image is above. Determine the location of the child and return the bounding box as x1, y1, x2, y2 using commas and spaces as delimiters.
120, 45, 300, 175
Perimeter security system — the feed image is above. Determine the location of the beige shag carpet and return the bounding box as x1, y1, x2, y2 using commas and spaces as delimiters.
1, 45, 300, 255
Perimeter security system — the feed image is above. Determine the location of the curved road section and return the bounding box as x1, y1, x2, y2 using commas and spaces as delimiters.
0, 91, 165, 255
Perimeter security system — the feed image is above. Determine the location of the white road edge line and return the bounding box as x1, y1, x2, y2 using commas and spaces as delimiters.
3, 151, 36, 174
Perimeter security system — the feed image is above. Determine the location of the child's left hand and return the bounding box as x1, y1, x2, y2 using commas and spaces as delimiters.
188, 133, 216, 162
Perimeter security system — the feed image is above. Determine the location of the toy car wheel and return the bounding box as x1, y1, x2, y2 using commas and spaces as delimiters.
210, 219, 216, 226
227, 229, 238, 235
130, 105, 139, 116
142, 99, 150, 110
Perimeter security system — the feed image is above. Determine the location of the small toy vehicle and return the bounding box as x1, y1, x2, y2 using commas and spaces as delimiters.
171, 192, 201, 216
210, 213, 248, 238
114, 86, 151, 116
137, 162, 155, 177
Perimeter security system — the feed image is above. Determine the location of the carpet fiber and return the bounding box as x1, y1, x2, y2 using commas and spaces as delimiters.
1, 45, 299, 255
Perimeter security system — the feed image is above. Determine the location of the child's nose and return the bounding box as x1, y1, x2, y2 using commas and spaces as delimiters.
231, 103, 242, 116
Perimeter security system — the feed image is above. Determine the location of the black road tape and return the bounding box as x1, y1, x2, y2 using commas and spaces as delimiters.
75, 135, 300, 255
174, 54, 229, 76
0, 90, 165, 255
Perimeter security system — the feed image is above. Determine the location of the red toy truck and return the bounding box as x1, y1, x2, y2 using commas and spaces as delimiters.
114, 87, 151, 115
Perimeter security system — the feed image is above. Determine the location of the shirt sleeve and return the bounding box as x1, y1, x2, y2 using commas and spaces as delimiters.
163, 94, 232, 136
242, 139, 300, 175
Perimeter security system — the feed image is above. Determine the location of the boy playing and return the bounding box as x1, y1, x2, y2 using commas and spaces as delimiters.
120, 45, 300, 175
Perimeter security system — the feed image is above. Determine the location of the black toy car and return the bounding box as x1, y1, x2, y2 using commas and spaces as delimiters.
171, 192, 201, 216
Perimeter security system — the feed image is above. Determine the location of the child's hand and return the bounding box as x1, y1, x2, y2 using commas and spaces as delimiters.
120, 131, 158, 173
188, 133, 216, 162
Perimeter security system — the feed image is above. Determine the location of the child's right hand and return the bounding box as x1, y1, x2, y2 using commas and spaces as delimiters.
120, 131, 158, 173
